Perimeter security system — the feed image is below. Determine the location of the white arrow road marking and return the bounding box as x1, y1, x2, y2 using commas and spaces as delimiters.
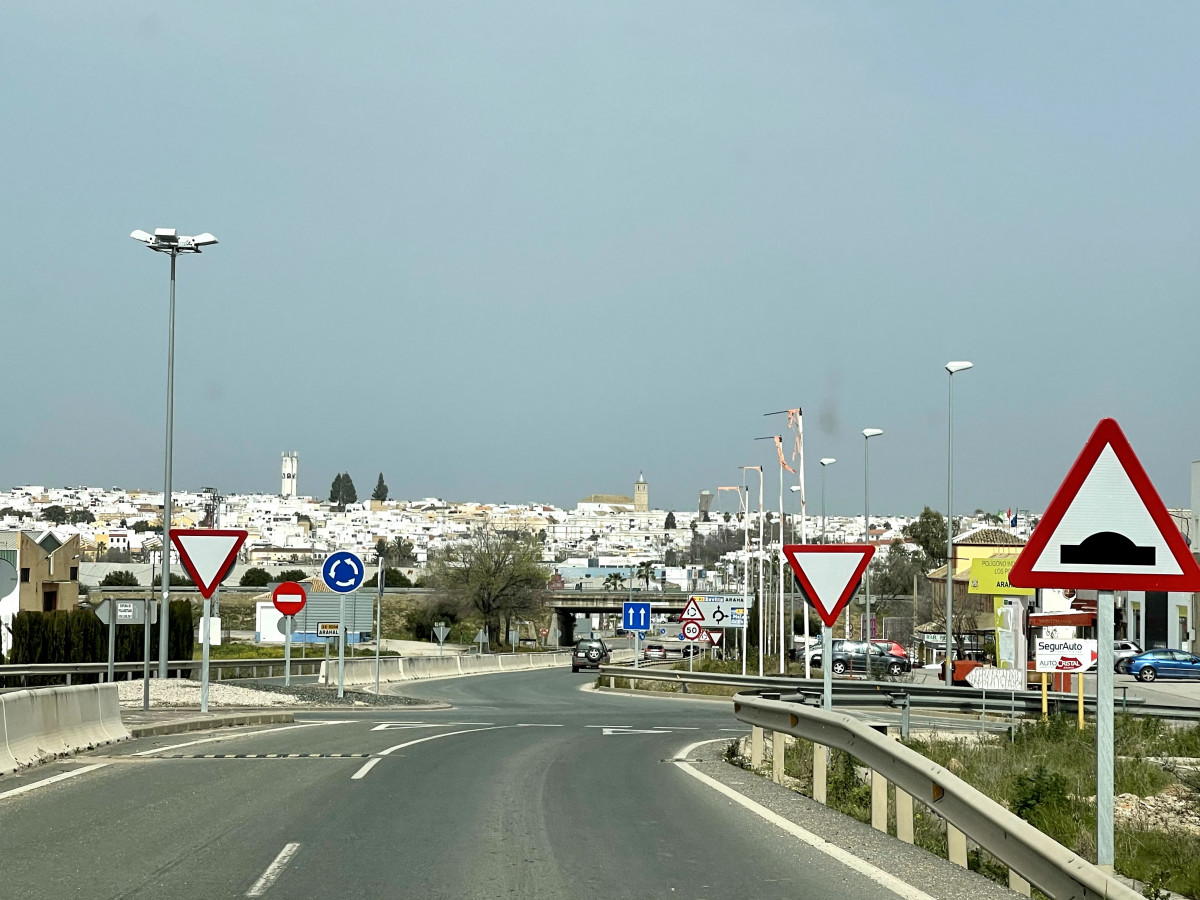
369, 722, 494, 731
0, 764, 108, 801
602, 728, 671, 735
673, 738, 935, 900
245, 842, 300, 897
133, 720, 353, 757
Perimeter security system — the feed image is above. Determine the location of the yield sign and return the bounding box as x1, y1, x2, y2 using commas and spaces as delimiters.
706, 630, 722, 647
1008, 418, 1200, 591
170, 529, 247, 599
680, 597, 704, 622
782, 544, 875, 628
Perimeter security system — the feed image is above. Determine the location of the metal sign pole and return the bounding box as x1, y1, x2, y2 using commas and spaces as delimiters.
375, 561, 384, 695
142, 597, 151, 711
201, 590, 213, 713
337, 592, 346, 699
106, 607, 116, 684
1097, 589, 1115, 871
284, 615, 292, 687
823, 623, 833, 709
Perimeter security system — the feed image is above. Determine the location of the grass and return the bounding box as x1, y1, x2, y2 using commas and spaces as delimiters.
195, 641, 400, 661
760, 713, 1200, 898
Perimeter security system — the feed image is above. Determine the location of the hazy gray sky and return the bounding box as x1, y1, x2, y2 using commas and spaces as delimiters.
4, 3, 1198, 517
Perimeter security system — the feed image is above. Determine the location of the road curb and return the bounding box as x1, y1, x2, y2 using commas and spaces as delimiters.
128, 711, 295, 737
589, 684, 735, 703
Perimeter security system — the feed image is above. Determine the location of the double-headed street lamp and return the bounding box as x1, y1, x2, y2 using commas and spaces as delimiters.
131, 228, 218, 677
862, 429, 883, 648
945, 361, 973, 686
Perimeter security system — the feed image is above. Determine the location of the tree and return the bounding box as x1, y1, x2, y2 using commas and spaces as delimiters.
276, 569, 308, 583
868, 541, 925, 616
364, 568, 413, 588
100, 570, 139, 587
390, 537, 416, 566
636, 561, 654, 590
604, 573, 625, 591
239, 567, 272, 587
375, 538, 389, 563
152, 573, 193, 587
0, 506, 29, 519
405, 600, 460, 642
428, 526, 548, 647
69, 509, 95, 524
664, 511, 677, 529
372, 473, 389, 502
132, 520, 159, 534
329, 474, 344, 506
341, 474, 357, 505
40, 505, 68, 526
902, 507, 947, 568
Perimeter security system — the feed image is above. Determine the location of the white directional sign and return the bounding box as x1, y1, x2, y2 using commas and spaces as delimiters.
92, 598, 158, 626
1036, 638, 1098, 673
782, 544, 875, 627
170, 529, 248, 599
682, 596, 747, 628
1009, 418, 1200, 591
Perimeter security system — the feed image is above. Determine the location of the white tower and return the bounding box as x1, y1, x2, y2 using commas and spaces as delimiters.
281, 451, 298, 499
635, 472, 648, 513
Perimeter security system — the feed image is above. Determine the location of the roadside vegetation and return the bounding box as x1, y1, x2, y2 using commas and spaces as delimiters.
732, 714, 1200, 898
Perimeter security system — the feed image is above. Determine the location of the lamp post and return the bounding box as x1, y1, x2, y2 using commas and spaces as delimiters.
819, 458, 836, 543
862, 429, 883, 656
131, 228, 218, 678
741, 465, 764, 676
945, 361, 973, 686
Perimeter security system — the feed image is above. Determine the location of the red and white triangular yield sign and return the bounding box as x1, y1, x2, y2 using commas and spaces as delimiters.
680, 597, 704, 622
706, 630, 723, 647
170, 529, 248, 599
782, 544, 875, 628
1008, 418, 1200, 592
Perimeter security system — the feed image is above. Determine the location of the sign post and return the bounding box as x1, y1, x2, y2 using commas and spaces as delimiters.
783, 544, 875, 710
1009, 418, 1200, 872
170, 529, 247, 713
272, 582, 307, 687
623, 602, 650, 670
375, 559, 385, 694
322, 550, 365, 699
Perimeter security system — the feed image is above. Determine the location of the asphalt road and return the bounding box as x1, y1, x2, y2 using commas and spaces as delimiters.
0, 668, 995, 899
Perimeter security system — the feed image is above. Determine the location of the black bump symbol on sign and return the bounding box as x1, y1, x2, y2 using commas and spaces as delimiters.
1060, 532, 1155, 566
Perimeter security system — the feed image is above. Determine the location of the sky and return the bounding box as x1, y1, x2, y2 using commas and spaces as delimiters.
3, 3, 1198, 519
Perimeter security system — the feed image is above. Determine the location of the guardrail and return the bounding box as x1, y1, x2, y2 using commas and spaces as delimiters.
593, 666, 1200, 722
0, 657, 327, 687
732, 691, 1139, 900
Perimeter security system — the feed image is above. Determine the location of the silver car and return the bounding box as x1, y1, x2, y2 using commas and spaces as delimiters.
1114, 640, 1144, 673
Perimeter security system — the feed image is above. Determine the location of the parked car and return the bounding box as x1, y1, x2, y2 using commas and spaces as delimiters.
809, 639, 911, 677
1126, 649, 1200, 682
643, 644, 668, 661
1113, 640, 1144, 673
571, 639, 612, 673
871, 640, 908, 659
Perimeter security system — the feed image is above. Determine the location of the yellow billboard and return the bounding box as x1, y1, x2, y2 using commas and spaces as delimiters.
969, 557, 1034, 595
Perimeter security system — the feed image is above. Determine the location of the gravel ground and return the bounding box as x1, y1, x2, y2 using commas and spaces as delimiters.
116, 679, 430, 708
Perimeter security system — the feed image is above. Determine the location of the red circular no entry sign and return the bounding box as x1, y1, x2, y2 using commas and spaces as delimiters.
272, 581, 307, 617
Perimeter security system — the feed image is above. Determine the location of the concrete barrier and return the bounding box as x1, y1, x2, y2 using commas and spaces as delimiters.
0, 684, 129, 775
323, 651, 577, 686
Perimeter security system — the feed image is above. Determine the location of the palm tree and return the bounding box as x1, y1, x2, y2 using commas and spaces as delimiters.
604, 573, 625, 591
636, 561, 654, 590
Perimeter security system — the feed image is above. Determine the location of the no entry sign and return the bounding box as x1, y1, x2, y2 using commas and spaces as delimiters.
272, 581, 307, 617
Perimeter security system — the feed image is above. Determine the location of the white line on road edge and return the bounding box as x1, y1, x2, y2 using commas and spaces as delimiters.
351, 758, 381, 780
133, 720, 353, 757
0, 764, 109, 801
673, 739, 936, 900
245, 842, 301, 897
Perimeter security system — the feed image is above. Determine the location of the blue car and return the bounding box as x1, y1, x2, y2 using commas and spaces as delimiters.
1126, 649, 1200, 683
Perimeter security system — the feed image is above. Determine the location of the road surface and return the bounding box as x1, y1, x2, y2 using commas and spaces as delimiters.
0, 668, 1005, 899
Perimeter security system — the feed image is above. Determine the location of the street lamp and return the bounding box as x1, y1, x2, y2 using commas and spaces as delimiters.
945, 361, 973, 686
862, 429, 883, 651
131, 227, 218, 677
819, 458, 836, 543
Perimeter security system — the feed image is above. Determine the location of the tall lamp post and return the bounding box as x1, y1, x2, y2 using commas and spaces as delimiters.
862, 428, 883, 654
819, 458, 836, 543
131, 227, 218, 677
945, 361, 973, 686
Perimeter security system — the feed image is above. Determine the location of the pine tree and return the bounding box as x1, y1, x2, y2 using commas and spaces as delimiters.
341, 473, 358, 504
329, 473, 344, 505
372, 473, 388, 502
